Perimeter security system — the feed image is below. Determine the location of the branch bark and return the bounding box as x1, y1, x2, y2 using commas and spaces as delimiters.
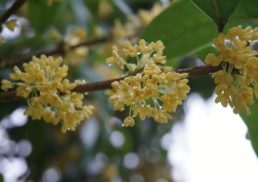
0, 65, 220, 103
0, 36, 112, 68
0, 0, 27, 28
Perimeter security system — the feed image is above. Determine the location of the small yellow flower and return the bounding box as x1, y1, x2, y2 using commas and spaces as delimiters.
107, 39, 166, 74
5, 19, 17, 31
123, 116, 135, 127
112, 3, 165, 41
1, 79, 13, 91
64, 28, 89, 65
98, 0, 113, 19
48, 29, 62, 42
138, 3, 164, 26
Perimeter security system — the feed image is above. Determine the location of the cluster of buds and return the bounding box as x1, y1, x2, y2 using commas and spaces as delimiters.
106, 39, 190, 127
48, 28, 89, 65
63, 28, 89, 65
1, 55, 93, 132
112, 3, 165, 43
205, 26, 258, 114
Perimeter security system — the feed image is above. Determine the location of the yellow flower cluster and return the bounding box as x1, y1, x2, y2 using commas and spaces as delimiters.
138, 3, 166, 26
107, 39, 166, 71
64, 28, 89, 65
47, 28, 89, 65
98, 0, 113, 19
113, 3, 165, 42
1, 55, 94, 132
106, 40, 190, 127
205, 26, 258, 114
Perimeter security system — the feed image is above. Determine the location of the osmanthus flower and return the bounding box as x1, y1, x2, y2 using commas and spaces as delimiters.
106, 39, 190, 127
99, 3, 166, 63
47, 28, 89, 65
1, 55, 94, 132
112, 3, 166, 44
97, 0, 113, 19
64, 28, 89, 65
205, 26, 258, 114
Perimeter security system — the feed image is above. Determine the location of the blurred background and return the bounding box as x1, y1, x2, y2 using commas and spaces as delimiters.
0, 0, 258, 182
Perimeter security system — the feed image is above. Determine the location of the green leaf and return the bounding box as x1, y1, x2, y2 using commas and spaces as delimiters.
142, 0, 217, 64
191, 0, 240, 31
225, 0, 258, 29
189, 75, 215, 99
27, 0, 61, 34
0, 36, 51, 57
0, 173, 3, 182
194, 44, 217, 61
240, 101, 258, 157
83, 0, 101, 15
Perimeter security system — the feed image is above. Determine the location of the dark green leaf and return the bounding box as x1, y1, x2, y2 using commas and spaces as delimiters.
192, 0, 240, 31
0, 173, 3, 182
195, 44, 217, 61
225, 0, 258, 29
0, 36, 51, 57
240, 101, 258, 157
83, 0, 101, 15
189, 75, 215, 99
142, 0, 217, 64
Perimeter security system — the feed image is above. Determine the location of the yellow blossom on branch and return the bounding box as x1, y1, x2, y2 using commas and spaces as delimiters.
64, 28, 89, 65
138, 3, 165, 26
47, 28, 89, 65
107, 39, 166, 72
1, 55, 94, 132
205, 26, 258, 114
112, 3, 165, 41
106, 40, 190, 127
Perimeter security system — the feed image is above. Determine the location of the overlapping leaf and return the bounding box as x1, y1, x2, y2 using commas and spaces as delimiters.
142, 0, 217, 64
192, 0, 240, 31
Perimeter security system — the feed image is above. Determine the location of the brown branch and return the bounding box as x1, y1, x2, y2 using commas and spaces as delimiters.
0, 65, 220, 103
70, 36, 111, 50
0, 91, 23, 102
73, 77, 125, 92
0, 0, 27, 28
0, 26, 142, 68
176, 65, 220, 76
0, 19, 145, 68
0, 36, 112, 68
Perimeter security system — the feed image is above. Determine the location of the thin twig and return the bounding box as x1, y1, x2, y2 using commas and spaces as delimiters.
0, 36, 112, 68
0, 0, 27, 28
0, 65, 220, 103
0, 27, 142, 68
176, 65, 220, 76
70, 36, 111, 50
